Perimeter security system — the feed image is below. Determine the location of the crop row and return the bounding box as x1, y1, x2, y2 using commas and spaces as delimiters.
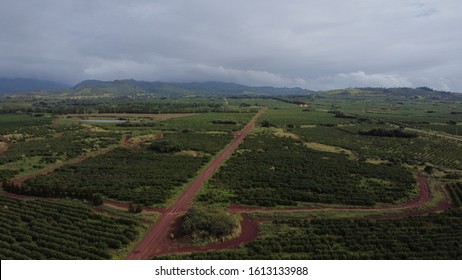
0, 196, 139, 259
291, 126, 462, 169
447, 183, 462, 207
161, 131, 232, 154
200, 133, 415, 207
161, 112, 255, 132
15, 147, 208, 205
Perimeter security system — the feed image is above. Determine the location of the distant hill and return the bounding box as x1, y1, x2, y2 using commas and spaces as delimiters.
0, 78, 69, 94
321, 87, 462, 100
71, 79, 314, 97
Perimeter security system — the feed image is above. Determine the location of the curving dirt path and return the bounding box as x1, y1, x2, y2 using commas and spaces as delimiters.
144, 173, 444, 258
153, 214, 260, 257
126, 108, 267, 260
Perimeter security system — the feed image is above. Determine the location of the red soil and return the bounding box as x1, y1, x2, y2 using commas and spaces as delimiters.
154, 214, 260, 257
368, 184, 450, 220
0, 136, 10, 154
123, 134, 133, 146
126, 108, 267, 260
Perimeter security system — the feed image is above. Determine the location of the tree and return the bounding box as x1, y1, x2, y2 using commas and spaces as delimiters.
128, 203, 142, 214
91, 193, 103, 206
260, 120, 274, 128
180, 205, 238, 240
424, 165, 436, 174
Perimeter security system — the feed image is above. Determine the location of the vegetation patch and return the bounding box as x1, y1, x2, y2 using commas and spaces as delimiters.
180, 205, 239, 243
446, 182, 462, 207
163, 210, 462, 260
358, 128, 417, 138
161, 131, 232, 154
203, 133, 415, 207
292, 126, 462, 169
0, 196, 140, 259
14, 148, 208, 206
211, 120, 238, 125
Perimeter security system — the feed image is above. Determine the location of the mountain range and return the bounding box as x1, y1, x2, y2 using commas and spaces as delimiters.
0, 78, 314, 96
1, 78, 460, 100
70, 79, 314, 96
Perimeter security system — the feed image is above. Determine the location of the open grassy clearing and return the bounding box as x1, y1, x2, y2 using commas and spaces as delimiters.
303, 142, 356, 160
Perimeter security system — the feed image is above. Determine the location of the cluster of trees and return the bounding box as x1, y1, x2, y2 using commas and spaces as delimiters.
147, 132, 232, 154
148, 140, 183, 153
116, 122, 159, 127
0, 170, 17, 183
358, 128, 417, 138
161, 112, 254, 132
128, 203, 143, 214
259, 120, 274, 128
24, 97, 258, 115
162, 210, 462, 260
17, 148, 208, 205
260, 108, 355, 129
0, 196, 139, 259
211, 120, 238, 125
205, 134, 415, 207
161, 132, 232, 154
0, 113, 52, 129
180, 205, 238, 241
333, 111, 357, 119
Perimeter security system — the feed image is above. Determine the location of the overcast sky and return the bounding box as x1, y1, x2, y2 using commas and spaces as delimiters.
1, 0, 461, 91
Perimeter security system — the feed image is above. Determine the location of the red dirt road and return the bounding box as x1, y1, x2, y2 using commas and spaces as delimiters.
126, 108, 267, 260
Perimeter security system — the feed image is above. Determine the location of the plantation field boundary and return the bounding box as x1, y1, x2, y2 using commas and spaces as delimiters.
10, 143, 121, 187
126, 107, 267, 260
1, 109, 453, 259
148, 173, 450, 258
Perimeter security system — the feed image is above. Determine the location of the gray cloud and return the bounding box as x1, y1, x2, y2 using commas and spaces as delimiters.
0, 0, 461, 91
